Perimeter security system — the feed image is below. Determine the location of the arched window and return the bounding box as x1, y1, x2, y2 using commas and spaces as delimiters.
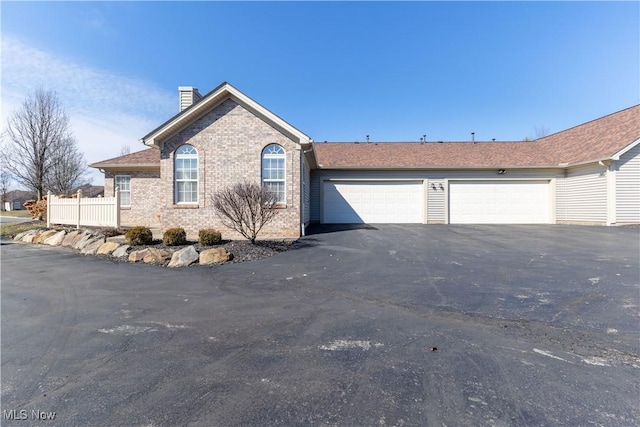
175, 144, 198, 204
262, 144, 286, 204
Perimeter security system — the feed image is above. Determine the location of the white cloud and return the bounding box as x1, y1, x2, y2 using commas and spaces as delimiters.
1, 35, 175, 185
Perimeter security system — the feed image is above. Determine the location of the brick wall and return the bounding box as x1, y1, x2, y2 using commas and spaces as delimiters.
105, 170, 162, 227
158, 99, 302, 239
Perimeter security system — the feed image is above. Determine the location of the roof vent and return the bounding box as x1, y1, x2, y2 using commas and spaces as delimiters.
471, 132, 475, 143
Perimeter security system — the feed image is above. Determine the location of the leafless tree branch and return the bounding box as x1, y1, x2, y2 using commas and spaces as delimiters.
211, 181, 280, 244
1, 88, 88, 200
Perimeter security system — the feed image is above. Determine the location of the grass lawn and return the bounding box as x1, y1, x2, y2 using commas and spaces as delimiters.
0, 210, 33, 218
0, 221, 46, 238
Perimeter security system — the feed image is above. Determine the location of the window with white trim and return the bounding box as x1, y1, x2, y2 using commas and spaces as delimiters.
262, 144, 286, 204
175, 144, 198, 204
115, 175, 131, 207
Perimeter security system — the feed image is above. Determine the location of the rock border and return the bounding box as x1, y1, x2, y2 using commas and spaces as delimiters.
11, 228, 233, 268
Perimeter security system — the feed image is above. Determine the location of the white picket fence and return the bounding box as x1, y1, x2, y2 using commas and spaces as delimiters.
47, 189, 121, 228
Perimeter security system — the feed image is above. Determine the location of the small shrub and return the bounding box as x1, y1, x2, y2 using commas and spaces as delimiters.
199, 228, 222, 246
163, 227, 187, 246
125, 226, 153, 246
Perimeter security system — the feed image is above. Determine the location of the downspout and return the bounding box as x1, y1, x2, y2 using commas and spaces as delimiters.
300, 150, 305, 237
300, 146, 314, 237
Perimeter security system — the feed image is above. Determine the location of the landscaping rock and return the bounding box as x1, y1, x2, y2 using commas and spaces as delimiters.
199, 247, 233, 265
20, 230, 40, 243
112, 245, 130, 258
44, 230, 66, 246
61, 230, 82, 247
106, 235, 127, 244
81, 237, 105, 255
34, 230, 57, 243
96, 241, 120, 255
74, 233, 94, 250
13, 230, 32, 241
168, 246, 198, 268
143, 248, 172, 264
129, 248, 151, 263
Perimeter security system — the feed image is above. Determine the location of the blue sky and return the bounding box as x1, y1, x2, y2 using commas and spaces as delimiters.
2, 1, 638, 185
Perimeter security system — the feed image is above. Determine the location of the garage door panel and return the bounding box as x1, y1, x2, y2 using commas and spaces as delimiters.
323, 181, 423, 224
450, 181, 550, 224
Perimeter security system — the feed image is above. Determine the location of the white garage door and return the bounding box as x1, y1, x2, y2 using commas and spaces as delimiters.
449, 180, 550, 224
323, 181, 423, 224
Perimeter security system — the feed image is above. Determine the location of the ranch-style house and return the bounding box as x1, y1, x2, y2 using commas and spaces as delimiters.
90, 82, 640, 238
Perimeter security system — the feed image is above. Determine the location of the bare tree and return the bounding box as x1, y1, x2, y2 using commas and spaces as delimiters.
534, 125, 550, 139
119, 144, 131, 157
45, 138, 89, 195
1, 88, 87, 200
0, 170, 11, 211
211, 181, 280, 244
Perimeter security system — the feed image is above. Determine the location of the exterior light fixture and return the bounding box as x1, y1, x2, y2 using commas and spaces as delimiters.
497, 169, 506, 175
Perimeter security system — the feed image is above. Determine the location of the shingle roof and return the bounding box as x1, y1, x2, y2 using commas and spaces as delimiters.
89, 148, 160, 169
314, 141, 555, 169
315, 105, 640, 169
536, 104, 640, 165
91, 105, 639, 170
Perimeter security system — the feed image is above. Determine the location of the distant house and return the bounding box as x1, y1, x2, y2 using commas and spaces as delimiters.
70, 184, 105, 198
2, 190, 35, 211
90, 82, 640, 238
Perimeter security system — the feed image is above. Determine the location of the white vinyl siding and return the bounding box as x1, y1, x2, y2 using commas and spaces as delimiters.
615, 144, 640, 223
556, 164, 607, 223
449, 180, 551, 224
323, 181, 423, 224
427, 180, 446, 222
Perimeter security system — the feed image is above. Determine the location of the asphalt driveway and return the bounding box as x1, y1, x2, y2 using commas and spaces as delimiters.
1, 225, 639, 426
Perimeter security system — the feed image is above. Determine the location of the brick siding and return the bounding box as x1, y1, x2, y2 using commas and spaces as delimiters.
157, 99, 301, 238
105, 170, 162, 227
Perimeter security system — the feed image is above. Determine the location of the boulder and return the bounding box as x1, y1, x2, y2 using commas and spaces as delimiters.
199, 247, 233, 265
20, 230, 40, 243
34, 230, 57, 243
112, 245, 130, 258
81, 237, 105, 255
74, 233, 94, 250
96, 241, 120, 255
44, 230, 66, 246
61, 230, 82, 247
13, 230, 32, 241
128, 248, 151, 263
143, 248, 172, 264
168, 246, 199, 268
106, 235, 127, 244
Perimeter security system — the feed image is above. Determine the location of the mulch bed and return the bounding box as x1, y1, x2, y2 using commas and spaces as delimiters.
127, 239, 295, 264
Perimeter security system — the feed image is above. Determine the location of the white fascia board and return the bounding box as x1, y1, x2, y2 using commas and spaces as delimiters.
610, 137, 640, 160
316, 165, 563, 171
